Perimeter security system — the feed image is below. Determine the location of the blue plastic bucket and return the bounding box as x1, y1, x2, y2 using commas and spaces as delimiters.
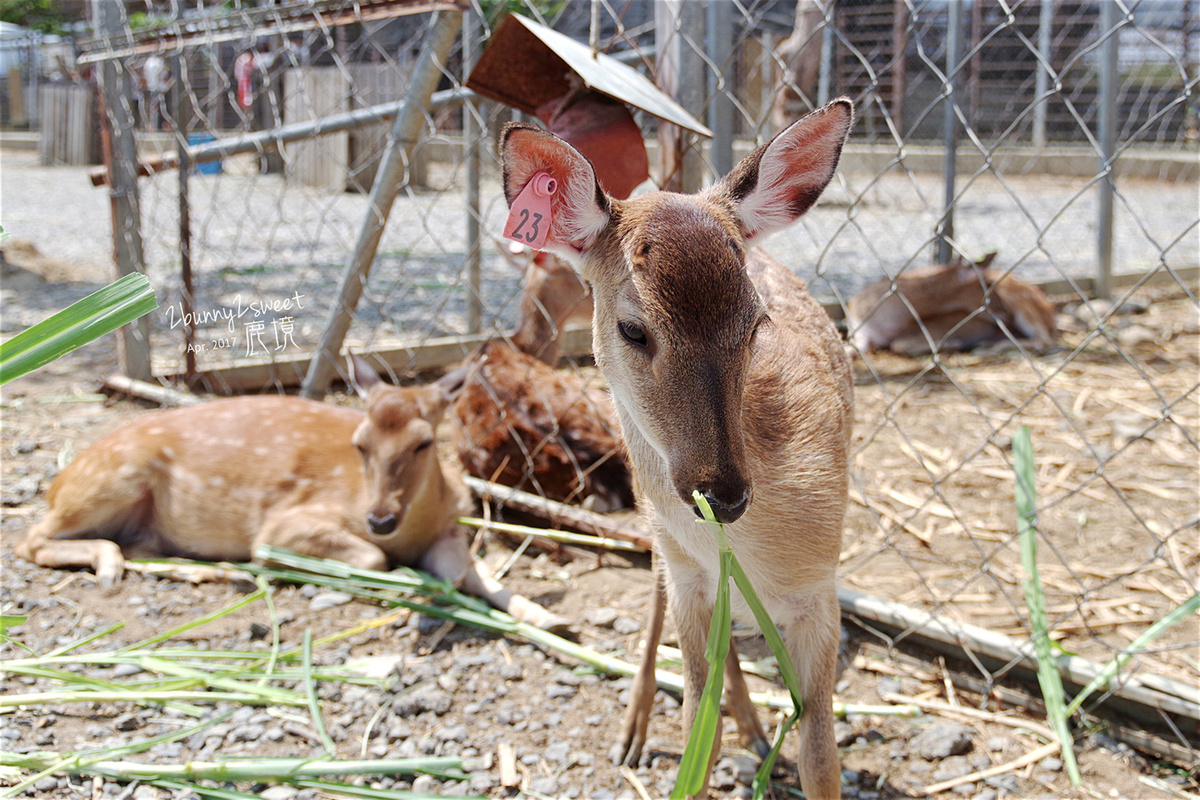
188, 133, 221, 175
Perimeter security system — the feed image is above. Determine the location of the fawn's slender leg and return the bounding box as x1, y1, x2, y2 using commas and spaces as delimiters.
618, 564, 668, 766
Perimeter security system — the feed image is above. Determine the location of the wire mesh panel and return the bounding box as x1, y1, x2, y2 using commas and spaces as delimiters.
78, 0, 1197, 776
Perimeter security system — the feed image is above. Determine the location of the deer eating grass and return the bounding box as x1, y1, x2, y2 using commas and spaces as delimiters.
499, 99, 856, 798
16, 356, 566, 632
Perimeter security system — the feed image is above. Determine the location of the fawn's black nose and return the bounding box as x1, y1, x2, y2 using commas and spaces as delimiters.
367, 514, 398, 535
693, 488, 750, 525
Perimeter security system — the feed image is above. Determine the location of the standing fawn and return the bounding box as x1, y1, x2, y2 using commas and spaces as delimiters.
499, 100, 856, 798
16, 356, 565, 632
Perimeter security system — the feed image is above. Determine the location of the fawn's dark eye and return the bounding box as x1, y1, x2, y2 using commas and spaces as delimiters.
618, 321, 648, 348
414, 439, 433, 454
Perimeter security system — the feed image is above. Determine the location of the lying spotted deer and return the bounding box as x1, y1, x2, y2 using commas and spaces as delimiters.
499, 100, 856, 798
15, 356, 566, 632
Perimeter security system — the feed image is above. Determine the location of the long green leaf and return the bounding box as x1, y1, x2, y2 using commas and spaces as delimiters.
670, 542, 733, 800
0, 273, 157, 384
1064, 592, 1200, 717
1015, 426, 1080, 785
0, 752, 462, 782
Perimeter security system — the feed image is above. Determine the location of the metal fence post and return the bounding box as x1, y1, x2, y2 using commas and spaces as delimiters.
936, 0, 963, 265
463, 7, 484, 336
655, 0, 705, 193
171, 1, 197, 382
1096, 0, 1119, 300
301, 10, 462, 399
706, 0, 733, 181
94, 0, 152, 381
1033, 0, 1055, 148
818, 1, 835, 107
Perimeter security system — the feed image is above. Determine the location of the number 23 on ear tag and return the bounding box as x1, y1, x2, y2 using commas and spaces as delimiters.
504, 172, 556, 250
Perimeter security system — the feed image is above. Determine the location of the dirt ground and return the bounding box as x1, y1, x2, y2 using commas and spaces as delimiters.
1, 268, 1197, 799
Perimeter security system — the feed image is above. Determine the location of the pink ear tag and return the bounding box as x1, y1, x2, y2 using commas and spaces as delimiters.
504, 172, 556, 250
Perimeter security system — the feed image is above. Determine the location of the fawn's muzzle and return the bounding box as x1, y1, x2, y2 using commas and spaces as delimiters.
367, 513, 398, 535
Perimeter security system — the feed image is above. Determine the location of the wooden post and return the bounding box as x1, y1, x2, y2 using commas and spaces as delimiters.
94, 0, 152, 381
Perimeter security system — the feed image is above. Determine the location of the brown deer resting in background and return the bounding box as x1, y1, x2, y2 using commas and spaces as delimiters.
846, 252, 1057, 356
451, 249, 635, 511
499, 100, 856, 798
15, 356, 566, 632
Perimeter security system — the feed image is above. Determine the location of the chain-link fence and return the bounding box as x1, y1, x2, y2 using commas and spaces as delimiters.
61, 0, 1197, 772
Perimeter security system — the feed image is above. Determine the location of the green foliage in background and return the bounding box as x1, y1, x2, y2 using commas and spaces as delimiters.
0, 0, 69, 34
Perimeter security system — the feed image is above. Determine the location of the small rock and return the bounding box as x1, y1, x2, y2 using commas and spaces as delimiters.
249, 621, 272, 640
392, 686, 453, 716
931, 755, 975, 782
1039, 756, 1063, 772
716, 754, 758, 785
585, 607, 620, 628
498, 663, 523, 681
554, 669, 582, 686
229, 723, 266, 743
912, 722, 975, 760
834, 720, 857, 746
435, 724, 468, 743
111, 663, 144, 678
260, 787, 300, 800
546, 683, 576, 699
410, 775, 439, 794
530, 776, 559, 796
544, 740, 571, 764
309, 591, 353, 611
114, 713, 142, 732
14, 441, 39, 455
612, 616, 643, 635
1, 476, 38, 506
34, 776, 60, 793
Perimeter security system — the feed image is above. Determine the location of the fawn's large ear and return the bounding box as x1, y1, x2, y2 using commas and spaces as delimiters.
712, 98, 853, 241
347, 353, 383, 399
499, 123, 613, 259
414, 381, 453, 425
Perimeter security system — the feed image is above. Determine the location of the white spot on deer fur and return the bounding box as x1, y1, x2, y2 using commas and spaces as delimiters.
146, 428, 165, 436
331, 465, 345, 477
207, 476, 226, 488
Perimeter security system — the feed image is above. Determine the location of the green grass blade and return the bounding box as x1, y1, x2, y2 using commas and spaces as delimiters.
0, 753, 463, 782
303, 630, 337, 756
45, 622, 126, 657
0, 273, 157, 384
1064, 591, 1200, 717
293, 778, 483, 799
1015, 426, 1080, 785
671, 546, 732, 800
119, 585, 267, 651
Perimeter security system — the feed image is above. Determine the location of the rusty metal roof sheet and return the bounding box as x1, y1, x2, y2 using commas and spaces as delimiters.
466, 13, 711, 138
